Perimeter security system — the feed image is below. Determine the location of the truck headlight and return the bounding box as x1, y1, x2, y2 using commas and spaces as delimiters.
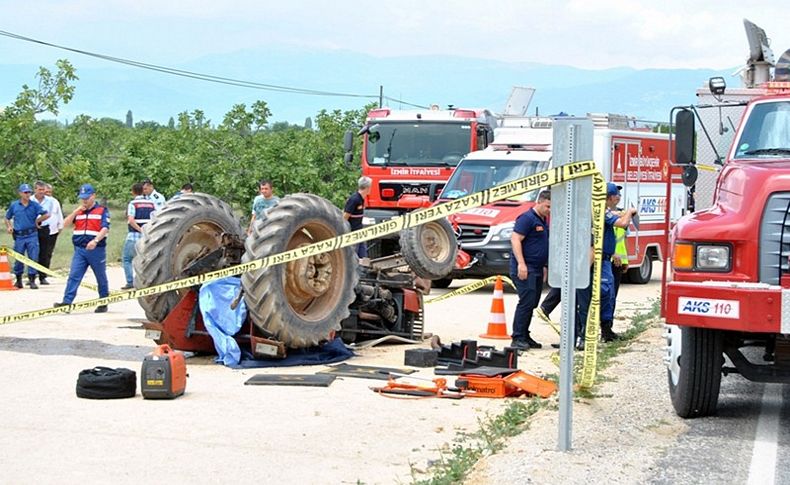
696, 245, 730, 270
362, 216, 376, 226
490, 222, 515, 242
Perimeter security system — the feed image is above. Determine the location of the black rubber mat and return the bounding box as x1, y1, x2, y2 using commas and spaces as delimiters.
244, 374, 336, 387
319, 363, 416, 380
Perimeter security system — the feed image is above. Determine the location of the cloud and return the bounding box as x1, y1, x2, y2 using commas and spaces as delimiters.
1, 0, 788, 70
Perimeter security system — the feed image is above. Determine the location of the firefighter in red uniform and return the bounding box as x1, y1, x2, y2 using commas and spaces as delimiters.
54, 183, 111, 312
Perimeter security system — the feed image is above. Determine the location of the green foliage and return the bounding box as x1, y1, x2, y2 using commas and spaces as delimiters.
1, 62, 372, 217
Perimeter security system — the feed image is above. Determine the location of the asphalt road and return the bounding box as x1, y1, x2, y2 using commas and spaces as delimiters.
650, 370, 790, 484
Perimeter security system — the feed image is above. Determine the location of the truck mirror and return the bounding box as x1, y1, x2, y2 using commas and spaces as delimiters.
343, 152, 354, 168
681, 165, 698, 187
343, 130, 354, 152
486, 130, 494, 144
675, 109, 696, 165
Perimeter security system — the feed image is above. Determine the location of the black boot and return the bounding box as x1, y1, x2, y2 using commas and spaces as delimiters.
39, 274, 50, 285
525, 334, 543, 349
28, 275, 38, 290
15, 274, 23, 289
601, 320, 620, 342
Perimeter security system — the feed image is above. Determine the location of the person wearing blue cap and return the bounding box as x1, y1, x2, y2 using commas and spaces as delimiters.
4, 183, 50, 289
54, 183, 111, 312
599, 182, 637, 341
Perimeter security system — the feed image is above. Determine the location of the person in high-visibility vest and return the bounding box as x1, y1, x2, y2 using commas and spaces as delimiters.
54, 183, 111, 312
612, 225, 629, 300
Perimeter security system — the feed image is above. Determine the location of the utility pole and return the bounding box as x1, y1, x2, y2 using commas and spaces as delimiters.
379, 85, 383, 108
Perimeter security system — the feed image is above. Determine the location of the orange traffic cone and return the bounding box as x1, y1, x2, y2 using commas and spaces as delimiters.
0, 248, 18, 291
480, 276, 510, 339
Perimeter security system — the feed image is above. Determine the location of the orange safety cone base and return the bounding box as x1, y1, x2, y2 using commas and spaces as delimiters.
0, 250, 19, 291
480, 276, 510, 339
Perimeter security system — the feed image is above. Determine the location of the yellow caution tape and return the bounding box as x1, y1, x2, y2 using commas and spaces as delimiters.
424, 275, 513, 304
0, 161, 606, 389
1, 246, 99, 292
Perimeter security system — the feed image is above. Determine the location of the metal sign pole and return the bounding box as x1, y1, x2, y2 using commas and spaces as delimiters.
549, 118, 593, 451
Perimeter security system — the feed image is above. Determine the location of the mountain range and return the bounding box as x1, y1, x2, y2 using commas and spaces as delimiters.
0, 46, 733, 125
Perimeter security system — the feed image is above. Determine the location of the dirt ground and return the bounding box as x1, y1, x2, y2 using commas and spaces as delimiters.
0, 264, 662, 484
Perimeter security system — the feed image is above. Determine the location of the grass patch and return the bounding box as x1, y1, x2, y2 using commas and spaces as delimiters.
414, 299, 662, 484
411, 398, 542, 485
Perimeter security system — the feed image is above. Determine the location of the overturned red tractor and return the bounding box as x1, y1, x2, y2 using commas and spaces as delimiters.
132, 192, 456, 355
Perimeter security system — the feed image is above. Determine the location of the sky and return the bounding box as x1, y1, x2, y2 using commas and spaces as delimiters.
1, 0, 789, 71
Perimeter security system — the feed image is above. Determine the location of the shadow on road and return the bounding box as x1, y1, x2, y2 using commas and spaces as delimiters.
0, 336, 149, 361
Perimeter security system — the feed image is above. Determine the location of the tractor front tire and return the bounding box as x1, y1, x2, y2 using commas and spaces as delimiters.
400, 218, 457, 280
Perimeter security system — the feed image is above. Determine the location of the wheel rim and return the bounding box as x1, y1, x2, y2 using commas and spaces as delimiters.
422, 221, 452, 262
667, 324, 682, 385
174, 222, 226, 276
283, 220, 345, 322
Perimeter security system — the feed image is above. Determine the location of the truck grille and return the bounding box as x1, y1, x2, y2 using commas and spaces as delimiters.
379, 182, 443, 201
458, 224, 490, 244
759, 192, 790, 285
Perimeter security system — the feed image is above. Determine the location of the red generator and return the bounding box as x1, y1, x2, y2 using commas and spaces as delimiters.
141, 344, 187, 399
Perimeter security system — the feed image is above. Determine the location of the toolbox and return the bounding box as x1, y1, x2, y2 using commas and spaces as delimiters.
141, 344, 187, 399
454, 374, 521, 398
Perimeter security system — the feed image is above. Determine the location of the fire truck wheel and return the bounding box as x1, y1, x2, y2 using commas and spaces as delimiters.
241, 194, 359, 348
431, 277, 453, 289
133, 193, 243, 324
627, 253, 653, 284
400, 218, 458, 280
666, 325, 724, 418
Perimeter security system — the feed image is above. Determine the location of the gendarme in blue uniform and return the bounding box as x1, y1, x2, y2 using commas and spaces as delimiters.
62, 195, 111, 305
5, 196, 47, 277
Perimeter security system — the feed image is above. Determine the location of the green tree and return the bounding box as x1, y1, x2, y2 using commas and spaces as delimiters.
0, 59, 78, 205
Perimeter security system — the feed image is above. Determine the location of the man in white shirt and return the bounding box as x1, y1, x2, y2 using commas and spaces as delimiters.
142, 178, 166, 211
34, 181, 64, 285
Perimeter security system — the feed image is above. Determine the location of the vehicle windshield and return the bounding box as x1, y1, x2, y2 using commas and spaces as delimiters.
365, 121, 472, 167
440, 159, 547, 201
733, 100, 790, 160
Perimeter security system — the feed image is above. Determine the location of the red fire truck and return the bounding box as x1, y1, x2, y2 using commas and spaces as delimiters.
435, 114, 681, 288
344, 106, 497, 256
663, 19, 790, 418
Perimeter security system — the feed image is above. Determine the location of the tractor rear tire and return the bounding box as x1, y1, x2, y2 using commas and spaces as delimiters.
399, 218, 457, 280
133, 193, 243, 323
242, 194, 359, 348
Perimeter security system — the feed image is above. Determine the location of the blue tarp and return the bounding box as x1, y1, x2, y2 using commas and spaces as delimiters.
199, 277, 247, 366
231, 337, 354, 369
199, 277, 354, 368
